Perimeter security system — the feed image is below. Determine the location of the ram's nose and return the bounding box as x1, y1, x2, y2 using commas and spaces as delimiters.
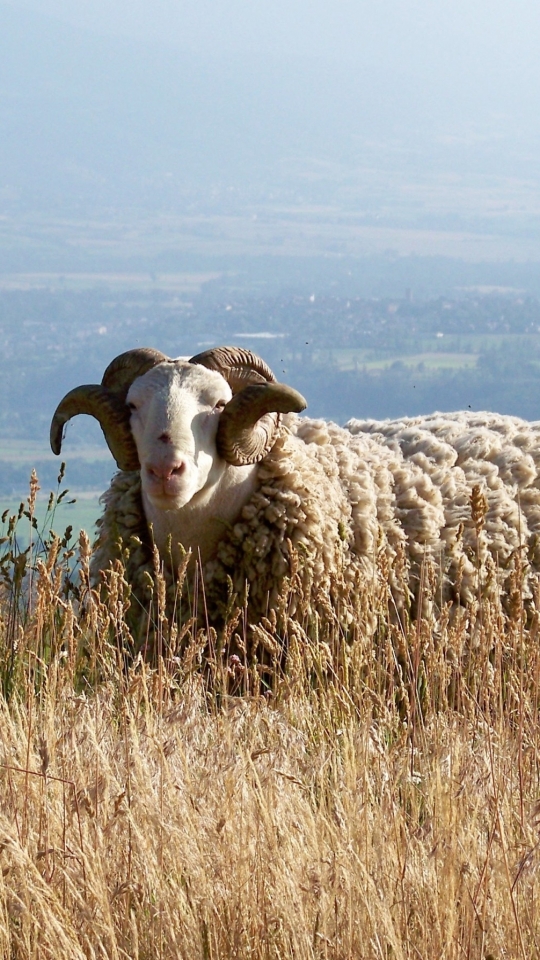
146, 460, 187, 482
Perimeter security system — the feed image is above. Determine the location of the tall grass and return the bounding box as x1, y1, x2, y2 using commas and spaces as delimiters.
0, 474, 539, 958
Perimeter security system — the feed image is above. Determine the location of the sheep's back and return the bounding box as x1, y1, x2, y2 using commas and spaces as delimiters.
344, 410, 540, 605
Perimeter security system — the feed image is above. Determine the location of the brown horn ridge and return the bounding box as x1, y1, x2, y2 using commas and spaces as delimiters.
189, 346, 307, 465
50, 348, 168, 471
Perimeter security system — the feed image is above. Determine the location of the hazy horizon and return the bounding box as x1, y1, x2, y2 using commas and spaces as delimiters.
2, 1, 540, 270
12, 0, 540, 69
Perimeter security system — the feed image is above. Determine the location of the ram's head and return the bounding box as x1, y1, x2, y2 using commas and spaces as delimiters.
50, 346, 306, 509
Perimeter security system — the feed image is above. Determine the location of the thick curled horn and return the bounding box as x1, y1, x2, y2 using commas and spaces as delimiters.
102, 348, 169, 401
190, 345, 306, 465
217, 383, 307, 465
189, 346, 276, 390
50, 385, 141, 471
50, 348, 168, 470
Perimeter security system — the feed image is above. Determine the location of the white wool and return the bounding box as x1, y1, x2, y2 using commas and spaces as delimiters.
92, 409, 540, 650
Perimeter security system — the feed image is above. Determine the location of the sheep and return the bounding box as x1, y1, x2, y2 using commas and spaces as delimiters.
50, 345, 540, 666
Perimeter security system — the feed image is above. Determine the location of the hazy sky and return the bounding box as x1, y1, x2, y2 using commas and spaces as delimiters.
17, 0, 540, 67
4, 0, 540, 234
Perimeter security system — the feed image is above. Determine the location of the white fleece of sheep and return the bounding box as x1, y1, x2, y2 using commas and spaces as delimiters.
91, 411, 540, 636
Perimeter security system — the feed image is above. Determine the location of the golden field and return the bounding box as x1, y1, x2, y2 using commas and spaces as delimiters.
0, 478, 539, 959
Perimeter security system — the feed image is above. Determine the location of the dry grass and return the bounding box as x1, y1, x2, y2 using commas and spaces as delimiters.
1, 479, 540, 958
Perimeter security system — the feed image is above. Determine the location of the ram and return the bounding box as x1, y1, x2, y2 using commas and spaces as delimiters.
51, 345, 540, 659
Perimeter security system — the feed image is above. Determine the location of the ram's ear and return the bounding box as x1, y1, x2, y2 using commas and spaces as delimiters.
217, 383, 307, 465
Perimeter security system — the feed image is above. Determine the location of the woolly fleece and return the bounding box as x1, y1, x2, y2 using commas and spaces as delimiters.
91, 411, 540, 648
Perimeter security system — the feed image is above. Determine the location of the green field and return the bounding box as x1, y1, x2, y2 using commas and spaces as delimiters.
0, 437, 104, 543
0, 269, 222, 293
0, 439, 110, 464
0, 492, 102, 547
328, 347, 479, 372
319, 331, 540, 376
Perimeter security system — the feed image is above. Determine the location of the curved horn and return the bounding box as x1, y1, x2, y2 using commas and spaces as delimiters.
217, 382, 307, 466
50, 385, 140, 471
102, 347, 169, 401
189, 346, 276, 390
190, 346, 307, 464
50, 348, 169, 470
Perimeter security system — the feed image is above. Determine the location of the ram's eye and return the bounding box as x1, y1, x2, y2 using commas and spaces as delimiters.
214, 400, 226, 412
127, 401, 138, 412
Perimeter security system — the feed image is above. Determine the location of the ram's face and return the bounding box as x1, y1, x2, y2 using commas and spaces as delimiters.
127, 362, 233, 509
50, 346, 307, 495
